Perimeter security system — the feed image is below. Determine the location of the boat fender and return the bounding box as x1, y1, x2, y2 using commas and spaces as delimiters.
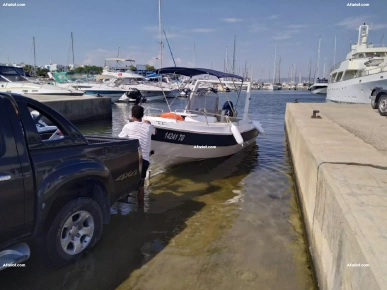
231, 123, 244, 145
252, 121, 265, 134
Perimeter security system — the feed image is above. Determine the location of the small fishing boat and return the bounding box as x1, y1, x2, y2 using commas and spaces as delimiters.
142, 67, 264, 167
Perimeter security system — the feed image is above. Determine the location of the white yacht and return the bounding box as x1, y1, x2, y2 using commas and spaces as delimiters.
327, 24, 387, 103
49, 72, 125, 103
142, 67, 264, 168
262, 83, 279, 90
0, 65, 83, 96
310, 78, 328, 94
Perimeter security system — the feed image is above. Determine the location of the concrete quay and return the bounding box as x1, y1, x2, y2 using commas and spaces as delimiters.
26, 94, 112, 123
285, 103, 387, 290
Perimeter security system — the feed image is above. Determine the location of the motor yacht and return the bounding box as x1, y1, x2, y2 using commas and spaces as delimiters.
0, 65, 83, 96
310, 78, 328, 94
327, 24, 387, 103
49, 72, 125, 103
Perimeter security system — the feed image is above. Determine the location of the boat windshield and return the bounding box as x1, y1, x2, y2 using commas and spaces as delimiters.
0, 66, 30, 82
114, 78, 140, 86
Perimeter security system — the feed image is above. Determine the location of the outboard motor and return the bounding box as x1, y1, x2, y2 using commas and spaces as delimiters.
127, 89, 146, 105
222, 101, 234, 117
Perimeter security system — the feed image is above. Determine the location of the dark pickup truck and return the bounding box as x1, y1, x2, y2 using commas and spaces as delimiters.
0, 93, 141, 269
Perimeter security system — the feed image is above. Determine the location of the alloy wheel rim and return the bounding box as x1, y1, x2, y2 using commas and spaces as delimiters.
60, 211, 95, 255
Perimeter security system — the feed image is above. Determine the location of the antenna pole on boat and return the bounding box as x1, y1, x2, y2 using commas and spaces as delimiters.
33, 36, 36, 77
71, 32, 75, 67
381, 33, 384, 46
232, 35, 236, 74
158, 0, 163, 68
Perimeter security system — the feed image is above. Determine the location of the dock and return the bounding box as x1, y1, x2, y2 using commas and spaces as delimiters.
26, 94, 112, 123
285, 103, 387, 290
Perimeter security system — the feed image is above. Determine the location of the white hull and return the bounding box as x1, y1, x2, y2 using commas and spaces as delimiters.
150, 137, 257, 167
327, 72, 387, 103
312, 87, 327, 94
0, 83, 83, 95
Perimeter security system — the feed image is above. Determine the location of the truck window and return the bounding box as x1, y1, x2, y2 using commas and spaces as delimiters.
26, 105, 68, 142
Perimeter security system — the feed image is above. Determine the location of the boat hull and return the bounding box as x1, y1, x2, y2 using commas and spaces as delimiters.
148, 124, 258, 167
312, 87, 327, 94
327, 72, 387, 103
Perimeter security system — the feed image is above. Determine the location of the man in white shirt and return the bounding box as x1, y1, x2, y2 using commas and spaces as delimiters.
119, 105, 156, 206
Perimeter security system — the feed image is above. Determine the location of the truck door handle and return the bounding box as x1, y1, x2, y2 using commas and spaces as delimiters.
0, 174, 11, 182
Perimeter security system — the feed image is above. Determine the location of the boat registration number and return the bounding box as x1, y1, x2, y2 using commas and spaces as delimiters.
164, 132, 185, 141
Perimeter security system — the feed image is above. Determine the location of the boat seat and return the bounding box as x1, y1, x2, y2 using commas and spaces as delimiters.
185, 115, 217, 123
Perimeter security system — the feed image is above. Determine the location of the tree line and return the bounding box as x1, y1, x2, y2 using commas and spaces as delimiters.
24, 64, 156, 77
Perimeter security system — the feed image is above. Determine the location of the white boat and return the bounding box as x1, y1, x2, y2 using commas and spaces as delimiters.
327, 24, 387, 103
142, 67, 264, 168
262, 83, 278, 90
98, 75, 170, 101
0, 65, 83, 96
49, 72, 125, 103
310, 78, 328, 94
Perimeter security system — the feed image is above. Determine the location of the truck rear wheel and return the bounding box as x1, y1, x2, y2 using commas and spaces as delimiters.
378, 95, 387, 116
46, 198, 103, 267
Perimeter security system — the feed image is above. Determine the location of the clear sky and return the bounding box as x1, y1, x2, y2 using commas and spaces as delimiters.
1, 0, 386, 80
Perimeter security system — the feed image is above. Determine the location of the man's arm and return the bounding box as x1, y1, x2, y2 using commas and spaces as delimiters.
144, 120, 156, 134
118, 124, 129, 138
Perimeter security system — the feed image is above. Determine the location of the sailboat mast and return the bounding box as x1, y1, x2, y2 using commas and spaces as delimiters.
272, 38, 277, 84
232, 35, 236, 74
308, 59, 312, 83
315, 36, 321, 82
33, 37, 36, 77
323, 57, 326, 78
278, 56, 281, 83
333, 34, 337, 65
193, 42, 196, 67
158, 0, 163, 68
225, 46, 228, 72
71, 32, 75, 66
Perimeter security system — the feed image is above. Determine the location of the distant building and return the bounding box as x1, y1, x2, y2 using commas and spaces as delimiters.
44, 64, 64, 72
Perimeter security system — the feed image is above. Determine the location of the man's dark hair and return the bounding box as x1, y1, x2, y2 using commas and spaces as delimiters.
131, 105, 144, 119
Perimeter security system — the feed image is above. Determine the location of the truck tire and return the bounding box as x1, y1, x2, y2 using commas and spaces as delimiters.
378, 94, 387, 116
371, 91, 378, 109
46, 198, 103, 267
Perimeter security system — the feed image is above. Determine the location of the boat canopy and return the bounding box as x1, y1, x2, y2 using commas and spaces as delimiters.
157, 67, 243, 80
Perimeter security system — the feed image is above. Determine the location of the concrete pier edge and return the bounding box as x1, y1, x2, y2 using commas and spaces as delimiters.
285, 103, 387, 290
285, 127, 320, 289
26, 95, 112, 123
